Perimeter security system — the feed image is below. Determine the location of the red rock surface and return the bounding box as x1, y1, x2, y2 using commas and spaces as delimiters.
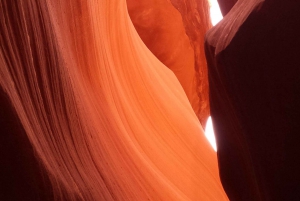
0, 0, 227, 200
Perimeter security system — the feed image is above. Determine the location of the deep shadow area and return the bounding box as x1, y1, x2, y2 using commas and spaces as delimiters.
206, 1, 300, 200
0, 87, 53, 201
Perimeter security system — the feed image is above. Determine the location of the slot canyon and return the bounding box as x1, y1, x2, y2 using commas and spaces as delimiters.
1, 0, 300, 200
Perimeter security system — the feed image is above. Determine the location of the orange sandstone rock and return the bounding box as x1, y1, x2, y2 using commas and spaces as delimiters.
0, 0, 228, 200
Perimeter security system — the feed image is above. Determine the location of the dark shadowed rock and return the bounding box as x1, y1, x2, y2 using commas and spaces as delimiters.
0, 88, 53, 201
217, 0, 238, 16
206, 1, 300, 200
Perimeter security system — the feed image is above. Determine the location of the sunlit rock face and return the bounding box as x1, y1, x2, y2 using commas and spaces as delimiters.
0, 0, 228, 200
206, 0, 300, 200
127, 0, 211, 127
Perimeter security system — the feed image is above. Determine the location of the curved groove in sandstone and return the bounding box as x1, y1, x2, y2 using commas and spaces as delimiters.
0, 0, 227, 200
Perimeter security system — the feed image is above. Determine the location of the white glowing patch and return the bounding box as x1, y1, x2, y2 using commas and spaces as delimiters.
205, 116, 217, 151
209, 0, 223, 26
204, 1, 221, 151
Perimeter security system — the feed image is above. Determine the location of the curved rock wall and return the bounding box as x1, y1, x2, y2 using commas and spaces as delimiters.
0, 0, 227, 200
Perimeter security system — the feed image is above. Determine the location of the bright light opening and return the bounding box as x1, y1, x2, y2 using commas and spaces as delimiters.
204, 1, 222, 151
209, 0, 223, 26
205, 116, 217, 151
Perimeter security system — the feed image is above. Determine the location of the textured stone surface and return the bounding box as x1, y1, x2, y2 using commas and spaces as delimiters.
0, 0, 227, 200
